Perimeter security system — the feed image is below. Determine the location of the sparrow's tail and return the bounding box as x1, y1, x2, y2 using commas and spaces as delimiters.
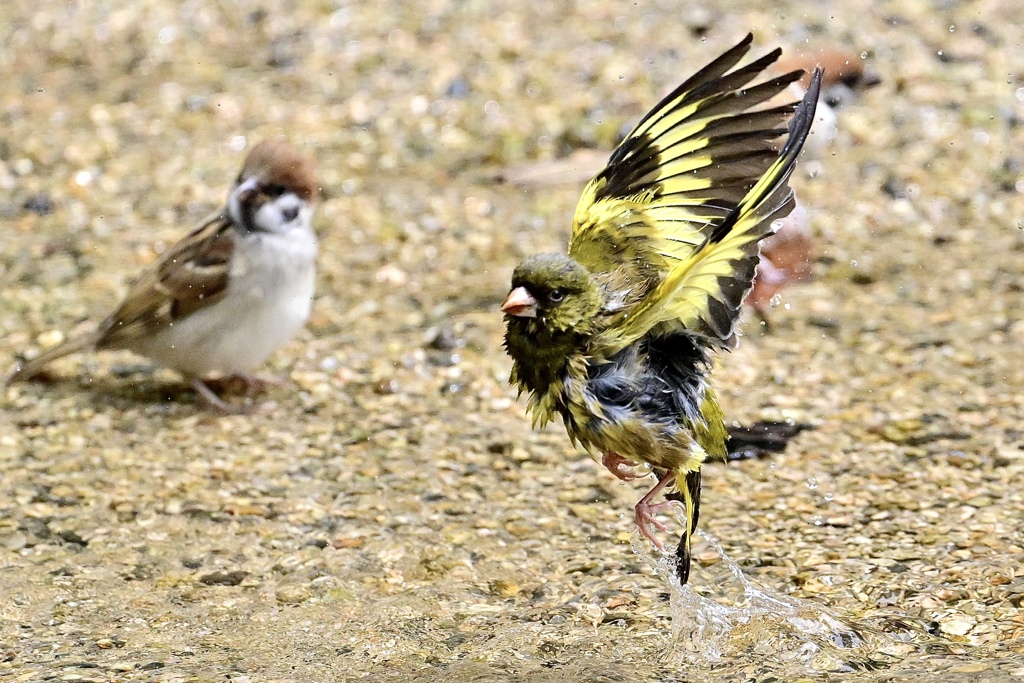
5, 332, 101, 385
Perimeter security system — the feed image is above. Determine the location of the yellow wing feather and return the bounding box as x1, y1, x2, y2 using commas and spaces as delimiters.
570, 35, 804, 277
565, 34, 821, 349
598, 69, 822, 351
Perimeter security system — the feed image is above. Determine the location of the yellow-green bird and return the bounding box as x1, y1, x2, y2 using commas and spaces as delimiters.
502, 34, 821, 584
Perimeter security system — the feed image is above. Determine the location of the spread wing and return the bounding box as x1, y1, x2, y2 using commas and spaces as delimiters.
96, 212, 235, 348
567, 34, 813, 342
597, 68, 822, 352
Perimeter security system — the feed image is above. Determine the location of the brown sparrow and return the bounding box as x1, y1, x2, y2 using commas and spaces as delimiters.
6, 140, 319, 412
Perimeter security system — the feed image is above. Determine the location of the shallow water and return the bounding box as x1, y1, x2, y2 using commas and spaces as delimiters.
628, 529, 1022, 682
639, 530, 899, 677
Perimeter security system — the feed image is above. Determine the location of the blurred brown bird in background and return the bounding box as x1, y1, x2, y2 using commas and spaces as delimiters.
6, 141, 319, 412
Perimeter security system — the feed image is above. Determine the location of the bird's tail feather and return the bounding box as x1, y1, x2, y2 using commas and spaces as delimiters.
5, 332, 100, 385
673, 469, 702, 584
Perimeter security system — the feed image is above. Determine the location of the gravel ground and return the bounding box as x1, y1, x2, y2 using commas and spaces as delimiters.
2, 1, 1024, 681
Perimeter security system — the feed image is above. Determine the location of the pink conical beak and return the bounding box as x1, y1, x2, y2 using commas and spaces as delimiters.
501, 287, 538, 318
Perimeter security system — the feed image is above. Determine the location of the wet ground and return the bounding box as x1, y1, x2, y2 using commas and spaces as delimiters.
2, 1, 1024, 681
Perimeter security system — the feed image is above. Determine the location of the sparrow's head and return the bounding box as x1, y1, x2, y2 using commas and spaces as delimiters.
228, 141, 318, 235
502, 253, 602, 334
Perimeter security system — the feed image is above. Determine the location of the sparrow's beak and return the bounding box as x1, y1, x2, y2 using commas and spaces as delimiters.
501, 287, 538, 318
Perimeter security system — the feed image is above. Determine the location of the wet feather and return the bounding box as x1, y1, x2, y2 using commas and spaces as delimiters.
503, 35, 821, 583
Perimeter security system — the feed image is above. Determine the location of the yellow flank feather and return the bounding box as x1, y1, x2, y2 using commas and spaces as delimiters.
694, 388, 729, 461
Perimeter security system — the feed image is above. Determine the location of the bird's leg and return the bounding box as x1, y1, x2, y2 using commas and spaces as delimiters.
602, 451, 647, 481
634, 470, 682, 551
187, 377, 248, 414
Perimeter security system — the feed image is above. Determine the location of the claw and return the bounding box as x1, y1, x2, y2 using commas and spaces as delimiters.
188, 377, 252, 414
602, 451, 647, 481
632, 471, 679, 551
204, 374, 282, 395
635, 499, 684, 550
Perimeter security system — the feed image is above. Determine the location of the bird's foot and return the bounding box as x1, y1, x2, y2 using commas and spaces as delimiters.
634, 499, 682, 552
602, 452, 647, 481
204, 374, 282, 396
188, 378, 253, 414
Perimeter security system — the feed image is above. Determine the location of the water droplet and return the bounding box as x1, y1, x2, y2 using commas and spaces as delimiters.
769, 293, 782, 308
860, 51, 868, 59
807, 477, 818, 490
811, 515, 825, 526
949, 24, 955, 32
849, 259, 858, 267
784, 302, 792, 310
824, 492, 834, 502
158, 25, 177, 45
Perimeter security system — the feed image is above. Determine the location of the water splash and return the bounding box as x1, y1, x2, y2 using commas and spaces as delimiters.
632, 530, 897, 676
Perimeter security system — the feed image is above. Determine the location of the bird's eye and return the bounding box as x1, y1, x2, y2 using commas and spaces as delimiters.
282, 206, 299, 222
549, 288, 565, 303
264, 183, 287, 198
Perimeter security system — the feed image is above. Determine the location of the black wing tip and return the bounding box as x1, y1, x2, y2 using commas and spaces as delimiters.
601, 37, 792, 197
704, 71, 819, 247
758, 45, 784, 66
723, 32, 755, 60
768, 68, 807, 91
755, 66, 822, 183
629, 33, 758, 135
784, 67, 823, 156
